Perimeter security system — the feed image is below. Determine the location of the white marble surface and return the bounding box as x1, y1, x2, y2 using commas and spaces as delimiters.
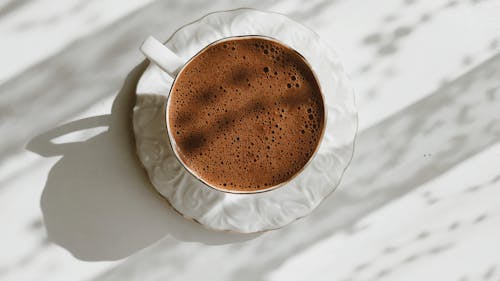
1, 0, 499, 280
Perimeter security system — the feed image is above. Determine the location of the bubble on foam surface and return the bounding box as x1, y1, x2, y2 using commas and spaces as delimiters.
168, 37, 324, 191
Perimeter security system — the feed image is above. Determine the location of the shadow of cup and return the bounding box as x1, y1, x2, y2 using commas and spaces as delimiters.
26, 62, 259, 261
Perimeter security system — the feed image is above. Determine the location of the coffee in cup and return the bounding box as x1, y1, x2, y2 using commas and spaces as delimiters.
166, 36, 325, 193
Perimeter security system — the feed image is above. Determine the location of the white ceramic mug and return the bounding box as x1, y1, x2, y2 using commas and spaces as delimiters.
140, 35, 327, 194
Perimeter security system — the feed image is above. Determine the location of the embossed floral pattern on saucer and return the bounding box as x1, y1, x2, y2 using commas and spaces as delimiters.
133, 9, 357, 233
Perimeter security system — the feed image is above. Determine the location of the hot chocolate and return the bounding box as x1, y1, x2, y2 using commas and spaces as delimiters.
168, 36, 325, 192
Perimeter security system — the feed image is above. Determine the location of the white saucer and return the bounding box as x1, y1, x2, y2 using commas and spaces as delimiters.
133, 9, 357, 233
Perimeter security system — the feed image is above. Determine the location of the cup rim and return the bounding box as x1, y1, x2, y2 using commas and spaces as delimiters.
164, 35, 328, 194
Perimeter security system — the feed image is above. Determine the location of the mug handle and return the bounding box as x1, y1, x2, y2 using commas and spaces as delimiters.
140, 36, 184, 76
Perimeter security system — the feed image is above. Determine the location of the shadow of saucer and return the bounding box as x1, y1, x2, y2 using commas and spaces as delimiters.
26, 62, 259, 261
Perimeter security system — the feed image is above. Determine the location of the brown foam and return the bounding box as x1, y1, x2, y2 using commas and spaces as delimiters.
168, 37, 325, 192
